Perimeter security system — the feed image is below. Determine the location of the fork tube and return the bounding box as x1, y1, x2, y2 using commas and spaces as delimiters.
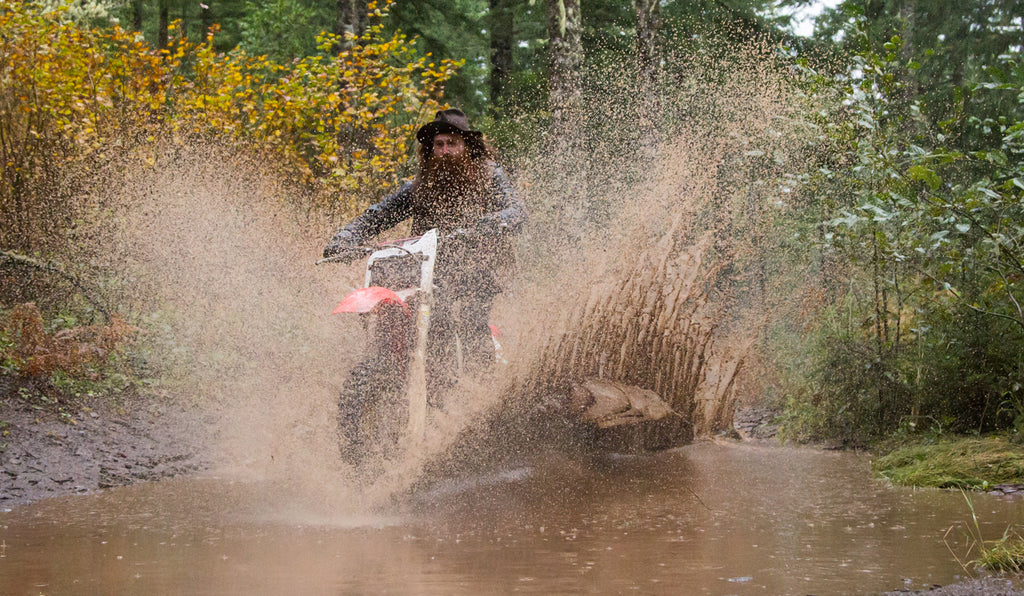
404, 231, 437, 444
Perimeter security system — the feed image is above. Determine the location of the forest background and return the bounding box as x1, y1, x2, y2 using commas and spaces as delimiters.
1, 0, 1023, 451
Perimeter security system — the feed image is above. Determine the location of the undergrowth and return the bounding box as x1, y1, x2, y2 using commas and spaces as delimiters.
0, 303, 143, 418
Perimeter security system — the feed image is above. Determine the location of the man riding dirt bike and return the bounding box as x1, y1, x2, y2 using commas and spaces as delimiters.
322, 108, 526, 463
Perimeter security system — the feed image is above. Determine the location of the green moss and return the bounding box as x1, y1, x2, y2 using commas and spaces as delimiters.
874, 435, 1024, 489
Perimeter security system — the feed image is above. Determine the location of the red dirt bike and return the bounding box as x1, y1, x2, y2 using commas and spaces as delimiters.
318, 230, 503, 466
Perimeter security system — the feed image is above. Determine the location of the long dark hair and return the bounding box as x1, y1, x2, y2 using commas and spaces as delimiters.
417, 133, 495, 165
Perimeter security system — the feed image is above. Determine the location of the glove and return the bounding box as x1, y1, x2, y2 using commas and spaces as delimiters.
323, 229, 358, 259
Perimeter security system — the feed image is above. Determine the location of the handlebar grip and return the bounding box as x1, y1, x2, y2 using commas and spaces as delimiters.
316, 246, 370, 265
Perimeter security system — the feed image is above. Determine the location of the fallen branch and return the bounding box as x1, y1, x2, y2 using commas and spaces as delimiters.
0, 249, 110, 319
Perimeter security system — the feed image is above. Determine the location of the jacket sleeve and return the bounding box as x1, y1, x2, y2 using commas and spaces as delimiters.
338, 181, 415, 243
478, 165, 526, 235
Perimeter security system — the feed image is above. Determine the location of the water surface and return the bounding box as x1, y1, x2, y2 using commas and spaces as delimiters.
2, 441, 1022, 594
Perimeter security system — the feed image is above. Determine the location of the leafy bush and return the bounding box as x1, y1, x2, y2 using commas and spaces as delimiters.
169, 1, 461, 213
775, 22, 1024, 443
0, 0, 460, 256
0, 1, 167, 253
0, 303, 138, 380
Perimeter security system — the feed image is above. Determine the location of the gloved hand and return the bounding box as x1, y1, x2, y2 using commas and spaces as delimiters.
323, 229, 358, 259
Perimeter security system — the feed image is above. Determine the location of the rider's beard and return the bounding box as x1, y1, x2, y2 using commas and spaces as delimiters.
417, 151, 488, 222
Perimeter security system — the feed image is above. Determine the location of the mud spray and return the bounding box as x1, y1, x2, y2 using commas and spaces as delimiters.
92, 39, 813, 518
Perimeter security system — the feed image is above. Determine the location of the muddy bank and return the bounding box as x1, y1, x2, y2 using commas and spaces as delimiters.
0, 380, 212, 508
884, 576, 1023, 595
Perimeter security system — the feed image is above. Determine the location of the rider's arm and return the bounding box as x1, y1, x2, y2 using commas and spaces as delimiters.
331, 181, 416, 244
477, 164, 526, 235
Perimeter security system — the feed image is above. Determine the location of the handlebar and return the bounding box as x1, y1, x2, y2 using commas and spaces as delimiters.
316, 227, 483, 265
315, 237, 426, 266
315, 246, 373, 266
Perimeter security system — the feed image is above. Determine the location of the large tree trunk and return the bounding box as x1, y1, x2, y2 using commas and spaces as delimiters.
489, 0, 514, 106
200, 0, 213, 39
179, 1, 188, 38
546, 0, 582, 132
899, 0, 918, 101
633, 0, 660, 147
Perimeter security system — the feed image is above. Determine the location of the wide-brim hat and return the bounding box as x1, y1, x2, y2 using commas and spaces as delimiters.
416, 108, 482, 144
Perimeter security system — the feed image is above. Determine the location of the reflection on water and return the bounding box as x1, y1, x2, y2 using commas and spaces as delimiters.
1, 442, 1022, 595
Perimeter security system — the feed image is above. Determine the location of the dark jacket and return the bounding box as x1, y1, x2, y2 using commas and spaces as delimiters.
336, 162, 526, 291
340, 162, 525, 240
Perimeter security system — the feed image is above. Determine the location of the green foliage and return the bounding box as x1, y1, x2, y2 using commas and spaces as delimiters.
972, 530, 1024, 574
776, 15, 1024, 443
385, 0, 488, 116
815, 0, 1023, 151
238, 0, 328, 62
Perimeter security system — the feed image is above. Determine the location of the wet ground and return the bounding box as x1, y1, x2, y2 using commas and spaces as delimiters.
0, 383, 210, 507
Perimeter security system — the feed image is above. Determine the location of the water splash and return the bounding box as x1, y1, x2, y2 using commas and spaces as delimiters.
80, 37, 812, 511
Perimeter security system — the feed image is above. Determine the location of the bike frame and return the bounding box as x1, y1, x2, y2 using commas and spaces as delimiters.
331, 230, 438, 446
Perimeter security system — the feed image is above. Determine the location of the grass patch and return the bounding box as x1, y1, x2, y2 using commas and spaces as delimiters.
973, 531, 1024, 573
874, 435, 1024, 490
946, 490, 1024, 575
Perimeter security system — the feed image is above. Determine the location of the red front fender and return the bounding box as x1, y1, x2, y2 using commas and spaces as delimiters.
333, 287, 410, 315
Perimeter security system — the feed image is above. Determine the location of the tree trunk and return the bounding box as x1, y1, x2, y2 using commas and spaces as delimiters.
633, 0, 660, 147
489, 0, 514, 106
335, 0, 367, 46
158, 0, 169, 48
180, 1, 187, 37
634, 0, 659, 88
546, 0, 582, 132
898, 0, 918, 105
132, 0, 143, 31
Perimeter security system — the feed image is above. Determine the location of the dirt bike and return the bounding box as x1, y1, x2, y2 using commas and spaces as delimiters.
318, 229, 503, 467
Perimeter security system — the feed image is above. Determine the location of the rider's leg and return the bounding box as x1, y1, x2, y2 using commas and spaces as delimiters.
459, 282, 498, 374
426, 287, 458, 407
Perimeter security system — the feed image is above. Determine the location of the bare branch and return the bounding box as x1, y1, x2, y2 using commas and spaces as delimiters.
0, 249, 111, 319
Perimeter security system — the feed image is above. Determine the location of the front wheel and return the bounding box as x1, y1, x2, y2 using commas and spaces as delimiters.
337, 358, 407, 468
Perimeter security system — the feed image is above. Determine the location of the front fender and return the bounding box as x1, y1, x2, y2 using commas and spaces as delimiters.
333, 286, 410, 315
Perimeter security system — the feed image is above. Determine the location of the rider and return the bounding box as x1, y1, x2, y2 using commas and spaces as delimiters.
323, 108, 526, 389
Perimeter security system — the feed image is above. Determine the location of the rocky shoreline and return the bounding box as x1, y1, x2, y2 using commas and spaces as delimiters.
883, 577, 1023, 595
731, 405, 780, 441
0, 383, 211, 508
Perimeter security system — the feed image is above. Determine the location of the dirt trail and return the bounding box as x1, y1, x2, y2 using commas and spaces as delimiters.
0, 380, 211, 508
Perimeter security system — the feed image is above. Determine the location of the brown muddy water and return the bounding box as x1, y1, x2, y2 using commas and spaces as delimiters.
2, 442, 1023, 595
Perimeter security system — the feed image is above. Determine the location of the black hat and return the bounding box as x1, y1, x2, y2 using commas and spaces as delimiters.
416, 108, 482, 144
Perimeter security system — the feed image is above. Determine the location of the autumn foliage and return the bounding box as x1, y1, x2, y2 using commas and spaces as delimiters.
0, 0, 461, 252
168, 3, 460, 211
0, 303, 138, 379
